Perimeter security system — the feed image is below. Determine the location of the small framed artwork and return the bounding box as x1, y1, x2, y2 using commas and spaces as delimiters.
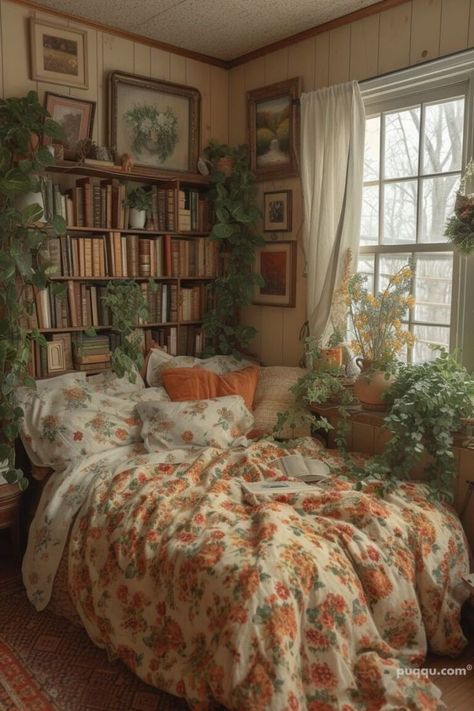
30, 19, 88, 89
247, 77, 301, 181
44, 93, 95, 155
109, 71, 201, 173
264, 190, 292, 232
253, 241, 297, 308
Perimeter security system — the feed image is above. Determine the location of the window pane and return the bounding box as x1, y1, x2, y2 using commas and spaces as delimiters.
423, 98, 464, 175
383, 181, 417, 244
360, 186, 379, 245
414, 254, 452, 325
357, 255, 375, 293
384, 107, 420, 179
364, 115, 380, 181
379, 253, 412, 292
420, 174, 459, 243
413, 325, 450, 362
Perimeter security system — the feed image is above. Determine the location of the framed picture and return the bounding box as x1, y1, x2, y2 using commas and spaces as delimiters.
253, 241, 297, 308
44, 93, 95, 155
109, 71, 201, 173
30, 19, 88, 89
264, 190, 292, 232
247, 77, 301, 181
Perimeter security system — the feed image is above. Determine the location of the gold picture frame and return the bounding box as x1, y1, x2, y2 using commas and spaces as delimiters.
109, 71, 201, 174
247, 77, 301, 181
253, 240, 297, 308
30, 19, 88, 89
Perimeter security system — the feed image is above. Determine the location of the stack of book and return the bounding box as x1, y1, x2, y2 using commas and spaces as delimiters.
178, 188, 210, 232
179, 325, 205, 356
139, 282, 178, 324
73, 334, 111, 371
144, 326, 178, 356
150, 186, 176, 231
179, 284, 211, 322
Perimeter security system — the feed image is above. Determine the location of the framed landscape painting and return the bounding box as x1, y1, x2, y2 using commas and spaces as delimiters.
109, 72, 201, 173
247, 77, 301, 181
253, 241, 296, 307
44, 93, 95, 155
30, 19, 88, 89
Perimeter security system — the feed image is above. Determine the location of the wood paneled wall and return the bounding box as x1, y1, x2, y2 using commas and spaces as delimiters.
231, 0, 474, 366
0, 0, 228, 149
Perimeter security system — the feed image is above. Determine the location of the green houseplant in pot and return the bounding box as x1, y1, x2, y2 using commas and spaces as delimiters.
348, 263, 415, 410
0, 90, 65, 490
126, 185, 152, 229
353, 350, 474, 502
202, 141, 264, 356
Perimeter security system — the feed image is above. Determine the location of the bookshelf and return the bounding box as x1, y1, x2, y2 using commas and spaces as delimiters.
25, 163, 218, 379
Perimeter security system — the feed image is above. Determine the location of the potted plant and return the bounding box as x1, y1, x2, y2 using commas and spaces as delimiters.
348, 263, 415, 410
126, 186, 152, 229
202, 142, 264, 356
0, 90, 65, 491
204, 139, 237, 177
356, 351, 474, 502
444, 159, 474, 254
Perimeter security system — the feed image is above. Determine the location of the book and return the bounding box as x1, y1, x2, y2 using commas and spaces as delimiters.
268, 455, 331, 484
241, 481, 310, 496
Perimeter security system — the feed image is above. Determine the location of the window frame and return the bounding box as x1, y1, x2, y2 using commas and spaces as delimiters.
359, 50, 474, 370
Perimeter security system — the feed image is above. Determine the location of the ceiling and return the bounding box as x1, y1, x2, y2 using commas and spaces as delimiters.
32, 0, 382, 61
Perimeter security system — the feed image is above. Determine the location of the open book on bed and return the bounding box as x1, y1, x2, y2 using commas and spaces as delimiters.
242, 453, 331, 496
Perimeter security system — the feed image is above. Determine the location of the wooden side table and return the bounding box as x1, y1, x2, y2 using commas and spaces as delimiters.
0, 483, 22, 557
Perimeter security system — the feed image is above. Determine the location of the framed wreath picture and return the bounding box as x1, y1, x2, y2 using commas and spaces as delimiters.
247, 77, 301, 181
264, 190, 292, 232
44, 93, 95, 156
30, 19, 88, 89
109, 71, 201, 173
253, 241, 297, 308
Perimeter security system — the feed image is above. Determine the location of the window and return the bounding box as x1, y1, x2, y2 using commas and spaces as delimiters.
359, 89, 465, 363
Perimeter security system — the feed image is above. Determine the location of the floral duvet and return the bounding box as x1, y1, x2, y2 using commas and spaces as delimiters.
23, 437, 470, 711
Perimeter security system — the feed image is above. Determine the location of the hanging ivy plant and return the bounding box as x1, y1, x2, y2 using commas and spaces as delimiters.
202, 142, 264, 356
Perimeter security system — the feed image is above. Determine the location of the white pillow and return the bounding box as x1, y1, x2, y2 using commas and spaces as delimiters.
35, 372, 86, 390
86, 369, 145, 396
146, 349, 255, 387
18, 382, 149, 469
137, 396, 254, 452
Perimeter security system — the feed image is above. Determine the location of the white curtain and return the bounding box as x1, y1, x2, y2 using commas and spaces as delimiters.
300, 81, 365, 342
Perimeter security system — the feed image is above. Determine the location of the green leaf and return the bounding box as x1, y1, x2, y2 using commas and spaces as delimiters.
211, 222, 234, 239
0, 171, 31, 195
51, 214, 66, 236
22, 201, 44, 224
35, 146, 55, 167
43, 118, 64, 140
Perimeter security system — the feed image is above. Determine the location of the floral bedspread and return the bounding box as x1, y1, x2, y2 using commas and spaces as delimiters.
23, 437, 470, 710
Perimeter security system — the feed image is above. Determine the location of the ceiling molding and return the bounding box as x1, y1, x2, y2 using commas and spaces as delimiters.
11, 0, 228, 68
12, 0, 411, 71
228, 0, 411, 68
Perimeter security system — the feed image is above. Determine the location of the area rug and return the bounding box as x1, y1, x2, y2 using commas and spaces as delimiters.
0, 567, 188, 711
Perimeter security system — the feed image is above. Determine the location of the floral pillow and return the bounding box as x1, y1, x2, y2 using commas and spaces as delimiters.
146, 348, 255, 387
17, 382, 148, 469
136, 396, 254, 452
86, 369, 145, 396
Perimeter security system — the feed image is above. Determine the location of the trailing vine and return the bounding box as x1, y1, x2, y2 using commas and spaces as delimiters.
202, 142, 264, 356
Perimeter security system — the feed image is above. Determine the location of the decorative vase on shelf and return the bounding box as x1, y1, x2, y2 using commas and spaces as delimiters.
319, 347, 343, 368
353, 358, 393, 411
129, 208, 146, 229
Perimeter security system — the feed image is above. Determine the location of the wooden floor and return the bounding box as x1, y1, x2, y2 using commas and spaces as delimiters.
1, 541, 474, 709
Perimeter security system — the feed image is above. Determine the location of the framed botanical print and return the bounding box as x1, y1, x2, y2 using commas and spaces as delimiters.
44, 93, 95, 155
264, 190, 292, 232
247, 77, 301, 181
30, 19, 88, 89
253, 241, 297, 307
109, 71, 201, 173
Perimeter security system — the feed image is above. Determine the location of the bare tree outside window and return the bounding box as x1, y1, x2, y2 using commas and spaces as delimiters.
359, 95, 465, 363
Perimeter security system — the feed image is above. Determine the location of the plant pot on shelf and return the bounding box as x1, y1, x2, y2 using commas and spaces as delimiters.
129, 208, 146, 229
215, 156, 234, 177
0, 481, 21, 530
319, 347, 343, 368
353, 358, 392, 411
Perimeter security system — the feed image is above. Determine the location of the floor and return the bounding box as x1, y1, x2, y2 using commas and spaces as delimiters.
1, 537, 474, 710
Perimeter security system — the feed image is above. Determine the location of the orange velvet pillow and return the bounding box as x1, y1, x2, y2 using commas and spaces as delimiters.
161, 366, 260, 410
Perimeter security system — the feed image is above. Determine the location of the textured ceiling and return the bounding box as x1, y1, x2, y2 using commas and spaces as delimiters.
32, 0, 382, 61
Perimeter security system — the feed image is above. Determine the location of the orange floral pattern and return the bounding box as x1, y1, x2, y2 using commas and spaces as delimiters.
24, 438, 469, 709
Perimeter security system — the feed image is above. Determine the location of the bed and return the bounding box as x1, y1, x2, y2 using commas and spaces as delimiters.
20, 360, 471, 711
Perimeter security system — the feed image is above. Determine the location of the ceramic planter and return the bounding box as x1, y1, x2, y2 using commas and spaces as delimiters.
353, 358, 392, 411
129, 208, 146, 229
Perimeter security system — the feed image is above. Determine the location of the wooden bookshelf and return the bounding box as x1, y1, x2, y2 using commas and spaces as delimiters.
25, 165, 217, 379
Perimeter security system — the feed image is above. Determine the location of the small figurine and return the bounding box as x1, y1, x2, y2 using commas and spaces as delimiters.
121, 153, 134, 172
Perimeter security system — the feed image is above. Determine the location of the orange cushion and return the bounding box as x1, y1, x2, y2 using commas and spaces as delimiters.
161, 366, 260, 410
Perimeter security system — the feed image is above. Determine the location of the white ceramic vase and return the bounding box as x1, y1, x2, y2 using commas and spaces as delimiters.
129, 208, 146, 229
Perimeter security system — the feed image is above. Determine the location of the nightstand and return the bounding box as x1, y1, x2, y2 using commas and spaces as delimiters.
0, 484, 22, 557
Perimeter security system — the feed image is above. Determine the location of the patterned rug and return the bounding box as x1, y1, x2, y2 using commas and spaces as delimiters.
0, 566, 188, 711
